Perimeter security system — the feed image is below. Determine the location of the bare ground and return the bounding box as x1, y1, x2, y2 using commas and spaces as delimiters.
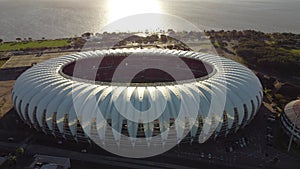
0, 80, 14, 118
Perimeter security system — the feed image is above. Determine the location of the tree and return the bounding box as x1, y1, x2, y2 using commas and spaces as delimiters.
147, 35, 159, 43
16, 147, 24, 156
160, 35, 167, 43
81, 32, 93, 39
7, 155, 17, 166
73, 38, 86, 48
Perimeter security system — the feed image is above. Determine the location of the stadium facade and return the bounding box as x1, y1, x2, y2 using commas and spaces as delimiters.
12, 49, 263, 144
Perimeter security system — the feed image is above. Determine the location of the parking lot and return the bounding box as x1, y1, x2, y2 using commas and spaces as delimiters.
165, 102, 300, 169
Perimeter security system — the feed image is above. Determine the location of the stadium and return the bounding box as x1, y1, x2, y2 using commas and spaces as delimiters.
12, 49, 263, 146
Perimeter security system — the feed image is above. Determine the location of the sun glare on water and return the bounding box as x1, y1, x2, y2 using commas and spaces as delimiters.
107, 0, 162, 23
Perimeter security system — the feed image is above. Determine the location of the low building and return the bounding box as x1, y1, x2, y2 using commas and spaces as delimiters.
29, 154, 71, 169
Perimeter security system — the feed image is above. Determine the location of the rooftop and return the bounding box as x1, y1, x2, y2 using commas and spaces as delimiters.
284, 99, 300, 130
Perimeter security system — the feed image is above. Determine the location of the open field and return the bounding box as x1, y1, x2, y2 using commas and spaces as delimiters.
0, 39, 70, 51
0, 80, 14, 118
1, 52, 74, 68
0, 52, 74, 118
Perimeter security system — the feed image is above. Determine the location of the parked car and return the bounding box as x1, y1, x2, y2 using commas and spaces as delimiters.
200, 152, 205, 158
267, 117, 275, 122
8, 137, 14, 142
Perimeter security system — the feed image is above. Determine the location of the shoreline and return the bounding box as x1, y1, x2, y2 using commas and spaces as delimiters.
1, 29, 300, 44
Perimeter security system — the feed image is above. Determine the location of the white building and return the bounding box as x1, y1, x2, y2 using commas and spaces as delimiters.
12, 49, 263, 146
281, 99, 300, 144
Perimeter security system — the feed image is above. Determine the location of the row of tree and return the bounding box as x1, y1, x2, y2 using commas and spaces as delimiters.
206, 30, 300, 76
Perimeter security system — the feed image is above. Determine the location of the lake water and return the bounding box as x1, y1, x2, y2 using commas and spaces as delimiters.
0, 0, 300, 41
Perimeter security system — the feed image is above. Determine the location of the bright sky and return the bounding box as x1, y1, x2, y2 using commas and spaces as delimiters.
107, 0, 162, 22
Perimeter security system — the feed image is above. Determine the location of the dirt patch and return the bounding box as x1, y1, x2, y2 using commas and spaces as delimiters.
0, 80, 15, 118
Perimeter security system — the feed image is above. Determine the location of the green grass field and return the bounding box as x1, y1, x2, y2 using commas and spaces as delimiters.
264, 40, 276, 45
213, 41, 221, 48
279, 48, 300, 56
0, 39, 70, 51
290, 49, 300, 55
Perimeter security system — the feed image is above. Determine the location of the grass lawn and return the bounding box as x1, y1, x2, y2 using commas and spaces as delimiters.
279, 48, 300, 55
213, 41, 221, 48
290, 49, 300, 55
0, 39, 70, 51
265, 40, 276, 45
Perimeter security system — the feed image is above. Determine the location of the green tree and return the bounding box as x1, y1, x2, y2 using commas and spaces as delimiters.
81, 32, 93, 39
16, 147, 24, 156
7, 155, 17, 166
